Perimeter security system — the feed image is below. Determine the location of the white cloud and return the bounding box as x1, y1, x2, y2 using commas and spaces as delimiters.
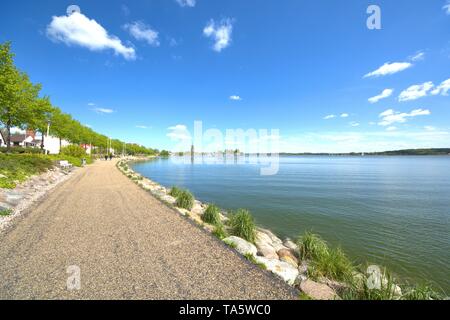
136, 125, 149, 129
176, 0, 196, 7
409, 51, 425, 62
349, 122, 360, 127
444, 1, 450, 14
386, 126, 397, 131
123, 21, 160, 46
398, 82, 434, 102
431, 78, 450, 96
203, 18, 234, 52
323, 114, 336, 120
167, 125, 191, 141
378, 108, 431, 126
47, 12, 136, 60
424, 126, 436, 131
93, 107, 115, 114
229, 95, 242, 101
364, 62, 412, 78
368, 88, 394, 103
340, 113, 349, 118
87, 102, 96, 106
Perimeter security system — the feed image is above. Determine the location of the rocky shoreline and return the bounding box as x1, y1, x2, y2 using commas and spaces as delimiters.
0, 166, 75, 233
117, 157, 352, 300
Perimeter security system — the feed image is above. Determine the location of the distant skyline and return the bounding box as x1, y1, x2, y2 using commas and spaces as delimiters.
1, 0, 449, 152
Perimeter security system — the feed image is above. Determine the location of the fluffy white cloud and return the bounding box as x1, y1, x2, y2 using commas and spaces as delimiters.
349, 122, 360, 127
136, 125, 148, 129
340, 113, 349, 118
323, 114, 336, 120
93, 107, 115, 114
398, 82, 434, 102
364, 62, 412, 78
431, 78, 450, 96
229, 95, 242, 101
203, 18, 233, 52
123, 21, 160, 46
176, 0, 196, 7
386, 126, 397, 131
47, 12, 136, 60
378, 108, 431, 126
368, 88, 394, 103
167, 125, 191, 141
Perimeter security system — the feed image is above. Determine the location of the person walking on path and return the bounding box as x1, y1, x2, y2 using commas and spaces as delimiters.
104, 154, 108, 161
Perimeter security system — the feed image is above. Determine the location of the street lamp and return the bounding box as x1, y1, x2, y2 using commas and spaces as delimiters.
46, 120, 51, 137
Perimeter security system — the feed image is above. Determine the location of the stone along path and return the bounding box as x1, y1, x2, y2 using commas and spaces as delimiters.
0, 160, 297, 299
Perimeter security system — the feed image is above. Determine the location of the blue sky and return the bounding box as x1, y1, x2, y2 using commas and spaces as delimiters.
1, 0, 449, 152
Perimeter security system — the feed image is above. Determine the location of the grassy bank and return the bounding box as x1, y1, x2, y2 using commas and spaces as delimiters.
0, 153, 92, 189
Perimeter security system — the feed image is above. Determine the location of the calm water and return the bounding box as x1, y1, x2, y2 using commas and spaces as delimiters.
132, 156, 450, 293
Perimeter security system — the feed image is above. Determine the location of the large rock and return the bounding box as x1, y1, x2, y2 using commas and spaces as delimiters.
277, 248, 299, 268
366, 265, 402, 297
283, 239, 300, 256
299, 279, 339, 300
255, 232, 279, 259
257, 228, 283, 245
254, 256, 299, 285
223, 236, 257, 257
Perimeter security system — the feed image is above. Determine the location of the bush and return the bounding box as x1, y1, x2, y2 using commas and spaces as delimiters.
169, 186, 183, 198
175, 190, 194, 210
160, 150, 170, 157
228, 209, 256, 243
0, 208, 12, 216
202, 204, 221, 226
0, 147, 43, 154
298, 231, 329, 261
298, 231, 354, 282
60, 145, 86, 158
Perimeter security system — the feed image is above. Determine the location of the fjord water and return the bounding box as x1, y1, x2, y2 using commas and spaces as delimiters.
132, 156, 450, 293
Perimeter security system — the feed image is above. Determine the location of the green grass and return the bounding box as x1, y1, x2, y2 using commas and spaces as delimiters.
297, 231, 354, 283
341, 269, 400, 300
175, 190, 195, 210
401, 284, 443, 300
169, 186, 183, 198
202, 204, 221, 226
228, 209, 257, 243
212, 224, 228, 240
0, 153, 54, 189
0, 208, 13, 216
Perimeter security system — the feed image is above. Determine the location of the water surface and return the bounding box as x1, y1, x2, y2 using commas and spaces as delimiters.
132, 156, 450, 293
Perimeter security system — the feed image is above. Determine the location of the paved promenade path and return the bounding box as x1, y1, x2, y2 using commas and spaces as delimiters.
0, 160, 297, 299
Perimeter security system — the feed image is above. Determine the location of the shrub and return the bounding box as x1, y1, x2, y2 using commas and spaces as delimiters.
169, 186, 183, 198
297, 231, 329, 261
202, 204, 221, 226
175, 190, 194, 210
228, 209, 256, 243
0, 154, 54, 188
60, 145, 86, 158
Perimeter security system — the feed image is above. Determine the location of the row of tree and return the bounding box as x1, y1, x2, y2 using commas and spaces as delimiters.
0, 42, 157, 156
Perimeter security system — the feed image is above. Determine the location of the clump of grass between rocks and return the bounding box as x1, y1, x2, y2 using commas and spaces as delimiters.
202, 204, 221, 226
212, 224, 228, 240
297, 231, 354, 283
175, 190, 194, 210
228, 209, 256, 243
169, 186, 183, 198
244, 253, 267, 270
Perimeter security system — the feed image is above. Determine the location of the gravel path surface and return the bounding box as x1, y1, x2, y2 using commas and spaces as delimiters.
0, 160, 297, 300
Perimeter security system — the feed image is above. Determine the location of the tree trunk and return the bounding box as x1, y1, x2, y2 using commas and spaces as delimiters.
40, 133, 45, 153
6, 121, 11, 153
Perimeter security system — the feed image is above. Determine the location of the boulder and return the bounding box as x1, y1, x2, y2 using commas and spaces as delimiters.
366, 265, 402, 297
299, 279, 339, 300
254, 256, 299, 285
277, 248, 299, 268
283, 239, 300, 256
257, 228, 283, 245
223, 236, 257, 257
255, 232, 279, 259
